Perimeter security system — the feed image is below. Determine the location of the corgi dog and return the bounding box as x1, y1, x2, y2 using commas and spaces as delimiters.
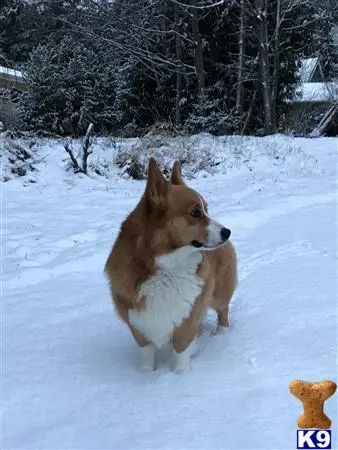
104, 158, 237, 373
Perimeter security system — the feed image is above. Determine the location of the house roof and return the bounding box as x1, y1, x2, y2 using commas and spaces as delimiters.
298, 57, 322, 83
294, 82, 338, 103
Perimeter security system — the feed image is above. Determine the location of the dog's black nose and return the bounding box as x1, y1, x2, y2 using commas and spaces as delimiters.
220, 227, 231, 242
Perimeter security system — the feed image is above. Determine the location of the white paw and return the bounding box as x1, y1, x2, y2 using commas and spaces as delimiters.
174, 360, 191, 374
216, 325, 229, 335
138, 345, 156, 372
173, 346, 192, 374
138, 363, 155, 372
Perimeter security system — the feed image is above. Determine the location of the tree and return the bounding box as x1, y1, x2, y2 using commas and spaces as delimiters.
18, 37, 117, 136
236, 0, 245, 114
5, 0, 336, 137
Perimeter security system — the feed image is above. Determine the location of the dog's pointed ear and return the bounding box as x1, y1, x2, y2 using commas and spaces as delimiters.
170, 160, 184, 185
145, 157, 168, 206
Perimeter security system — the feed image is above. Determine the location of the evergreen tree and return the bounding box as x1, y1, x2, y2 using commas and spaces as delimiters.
18, 37, 117, 136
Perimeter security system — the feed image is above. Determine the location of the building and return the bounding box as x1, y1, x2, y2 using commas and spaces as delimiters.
289, 57, 337, 136
0, 65, 25, 129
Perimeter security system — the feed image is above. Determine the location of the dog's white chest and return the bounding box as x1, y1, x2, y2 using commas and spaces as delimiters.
129, 249, 203, 348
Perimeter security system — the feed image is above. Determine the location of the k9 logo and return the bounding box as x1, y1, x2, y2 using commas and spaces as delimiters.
297, 430, 332, 449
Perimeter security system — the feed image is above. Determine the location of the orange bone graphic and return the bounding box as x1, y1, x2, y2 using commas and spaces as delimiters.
289, 379, 337, 429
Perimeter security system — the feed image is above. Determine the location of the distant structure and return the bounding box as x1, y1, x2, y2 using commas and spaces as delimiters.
289, 57, 338, 136
0, 65, 25, 91
0, 65, 25, 129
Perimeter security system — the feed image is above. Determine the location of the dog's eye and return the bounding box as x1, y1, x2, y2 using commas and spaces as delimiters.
191, 208, 202, 219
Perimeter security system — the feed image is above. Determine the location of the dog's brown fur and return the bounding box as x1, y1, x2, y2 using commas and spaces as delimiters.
104, 158, 237, 360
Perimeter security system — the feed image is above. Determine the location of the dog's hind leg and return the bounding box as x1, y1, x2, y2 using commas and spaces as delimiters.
214, 305, 230, 334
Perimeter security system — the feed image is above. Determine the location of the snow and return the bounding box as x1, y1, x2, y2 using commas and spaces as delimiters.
0, 65, 23, 79
2, 134, 338, 449
294, 82, 338, 103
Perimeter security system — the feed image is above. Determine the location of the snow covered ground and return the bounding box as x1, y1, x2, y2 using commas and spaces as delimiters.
2, 134, 337, 449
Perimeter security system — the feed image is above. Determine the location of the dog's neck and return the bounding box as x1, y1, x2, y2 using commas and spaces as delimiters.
156, 246, 202, 270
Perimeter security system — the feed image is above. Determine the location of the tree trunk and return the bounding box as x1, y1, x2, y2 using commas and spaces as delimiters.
257, 0, 273, 135
191, 7, 204, 95
271, 0, 281, 131
236, 0, 245, 114
241, 88, 257, 135
175, 14, 183, 126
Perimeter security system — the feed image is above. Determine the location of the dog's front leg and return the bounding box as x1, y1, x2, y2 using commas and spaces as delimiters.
137, 344, 156, 372
172, 317, 197, 374
114, 300, 156, 371
172, 287, 210, 373
129, 325, 156, 372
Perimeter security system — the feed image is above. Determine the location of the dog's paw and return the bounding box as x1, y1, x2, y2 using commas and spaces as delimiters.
173, 350, 192, 374
173, 360, 191, 374
138, 363, 155, 372
138, 345, 156, 372
174, 364, 191, 375
215, 325, 229, 335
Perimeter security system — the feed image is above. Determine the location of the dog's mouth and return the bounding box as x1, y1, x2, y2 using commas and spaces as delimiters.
191, 240, 204, 248
191, 240, 227, 250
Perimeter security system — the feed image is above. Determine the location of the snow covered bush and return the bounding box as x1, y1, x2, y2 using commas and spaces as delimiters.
115, 133, 223, 180
184, 91, 243, 136
1, 132, 39, 181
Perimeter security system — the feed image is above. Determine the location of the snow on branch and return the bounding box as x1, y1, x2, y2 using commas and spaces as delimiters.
170, 0, 226, 9
82, 123, 94, 174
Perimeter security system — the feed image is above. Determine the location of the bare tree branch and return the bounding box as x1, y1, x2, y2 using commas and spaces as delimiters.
64, 142, 81, 173
82, 123, 94, 174
170, 0, 227, 9
64, 123, 94, 174
57, 17, 195, 76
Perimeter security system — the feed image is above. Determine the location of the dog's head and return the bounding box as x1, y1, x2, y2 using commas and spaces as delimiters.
143, 158, 231, 254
